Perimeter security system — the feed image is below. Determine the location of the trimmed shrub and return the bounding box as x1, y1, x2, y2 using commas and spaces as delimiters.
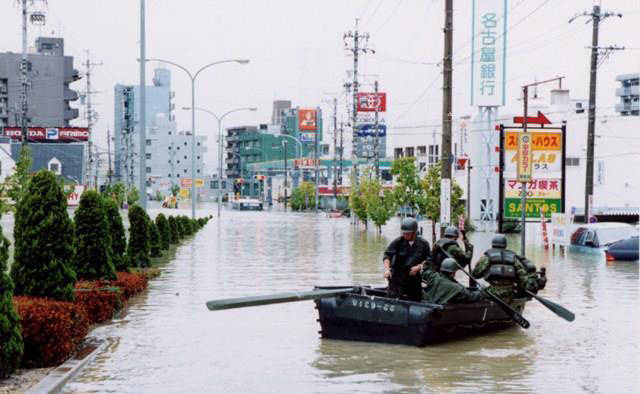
105, 198, 127, 271
74, 190, 116, 281
155, 213, 170, 250
0, 224, 23, 379
181, 216, 193, 236
14, 296, 89, 368
74, 282, 122, 325
175, 216, 186, 239
149, 221, 162, 258
127, 205, 150, 268
113, 272, 148, 298
11, 170, 76, 301
168, 216, 180, 244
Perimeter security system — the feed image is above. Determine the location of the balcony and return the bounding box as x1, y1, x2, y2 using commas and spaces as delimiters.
64, 89, 79, 101
64, 108, 79, 120
615, 86, 640, 97
615, 102, 640, 115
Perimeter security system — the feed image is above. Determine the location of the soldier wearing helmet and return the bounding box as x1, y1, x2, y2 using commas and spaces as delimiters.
382, 217, 431, 301
421, 258, 485, 304
430, 225, 474, 272
471, 234, 534, 303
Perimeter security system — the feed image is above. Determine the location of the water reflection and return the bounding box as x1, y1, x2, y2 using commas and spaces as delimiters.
63, 208, 638, 393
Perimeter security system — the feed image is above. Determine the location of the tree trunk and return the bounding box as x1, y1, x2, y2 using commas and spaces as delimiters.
431, 220, 436, 245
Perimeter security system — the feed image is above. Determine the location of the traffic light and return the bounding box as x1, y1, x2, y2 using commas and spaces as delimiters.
254, 175, 265, 182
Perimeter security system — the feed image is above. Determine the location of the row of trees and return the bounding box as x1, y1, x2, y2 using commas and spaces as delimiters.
0, 168, 210, 378
349, 158, 466, 236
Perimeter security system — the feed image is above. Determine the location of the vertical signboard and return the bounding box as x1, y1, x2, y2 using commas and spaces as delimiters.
517, 132, 533, 182
471, 0, 507, 106
440, 178, 451, 226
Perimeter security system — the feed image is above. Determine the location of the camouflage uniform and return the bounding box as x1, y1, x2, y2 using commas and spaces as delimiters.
472, 248, 531, 303
421, 268, 485, 304
430, 237, 474, 271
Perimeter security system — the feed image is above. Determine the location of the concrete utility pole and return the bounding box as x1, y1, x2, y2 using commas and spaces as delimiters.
339, 121, 344, 186
373, 80, 380, 179
84, 52, 102, 189
440, 0, 454, 230
283, 139, 288, 212
332, 98, 338, 209
344, 19, 372, 188
314, 107, 320, 212
107, 128, 113, 185
139, 0, 147, 210
20, 0, 28, 147
570, 6, 623, 223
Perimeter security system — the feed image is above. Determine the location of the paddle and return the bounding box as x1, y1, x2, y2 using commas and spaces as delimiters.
452, 261, 530, 329
206, 287, 357, 311
525, 290, 575, 322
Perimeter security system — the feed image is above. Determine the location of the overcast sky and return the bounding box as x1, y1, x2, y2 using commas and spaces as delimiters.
0, 0, 638, 171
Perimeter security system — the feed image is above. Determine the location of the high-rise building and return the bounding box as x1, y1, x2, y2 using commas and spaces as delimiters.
615, 73, 639, 116
271, 100, 291, 126
114, 67, 206, 196
0, 37, 80, 128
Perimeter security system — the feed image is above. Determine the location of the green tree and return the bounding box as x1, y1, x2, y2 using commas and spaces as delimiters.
11, 170, 76, 301
2, 145, 33, 209
127, 187, 140, 206
73, 190, 116, 280
290, 182, 315, 211
149, 220, 162, 258
109, 182, 126, 208
0, 223, 23, 379
126, 205, 150, 268
155, 213, 170, 250
348, 175, 369, 226
365, 178, 396, 233
167, 216, 180, 244
104, 198, 128, 271
419, 162, 466, 243
391, 157, 423, 216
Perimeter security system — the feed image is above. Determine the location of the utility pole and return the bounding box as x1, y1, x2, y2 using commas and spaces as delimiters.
440, 0, 454, 231
84, 52, 102, 189
344, 19, 372, 189
314, 107, 320, 212
20, 0, 29, 147
332, 97, 338, 209
570, 6, 623, 223
373, 80, 380, 179
339, 121, 344, 186
139, 0, 147, 210
106, 128, 113, 185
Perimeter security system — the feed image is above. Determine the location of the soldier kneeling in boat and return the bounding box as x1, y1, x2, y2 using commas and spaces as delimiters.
421, 258, 485, 304
472, 234, 535, 303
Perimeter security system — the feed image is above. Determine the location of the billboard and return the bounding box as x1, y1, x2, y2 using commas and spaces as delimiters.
2, 127, 90, 142
357, 92, 386, 112
504, 130, 562, 177
356, 124, 387, 137
504, 178, 561, 219
471, 0, 507, 107
298, 109, 317, 131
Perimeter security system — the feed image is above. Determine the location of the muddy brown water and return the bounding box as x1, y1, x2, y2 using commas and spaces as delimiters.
56, 205, 637, 393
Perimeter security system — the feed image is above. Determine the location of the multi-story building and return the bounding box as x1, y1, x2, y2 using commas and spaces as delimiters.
114, 67, 206, 197
0, 37, 80, 128
615, 73, 639, 116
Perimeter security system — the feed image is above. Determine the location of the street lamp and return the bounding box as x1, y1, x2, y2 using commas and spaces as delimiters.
182, 106, 257, 217
144, 58, 250, 218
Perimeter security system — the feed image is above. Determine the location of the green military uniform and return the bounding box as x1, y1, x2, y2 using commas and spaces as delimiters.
421, 268, 485, 304
472, 248, 530, 303
431, 237, 474, 271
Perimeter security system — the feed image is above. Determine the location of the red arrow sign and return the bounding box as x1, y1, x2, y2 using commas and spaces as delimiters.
513, 111, 551, 125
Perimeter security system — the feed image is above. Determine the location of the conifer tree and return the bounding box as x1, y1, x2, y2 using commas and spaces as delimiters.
126, 205, 150, 268
104, 198, 128, 271
0, 224, 23, 379
149, 221, 162, 258
74, 190, 116, 280
155, 213, 170, 250
168, 216, 180, 244
11, 170, 76, 301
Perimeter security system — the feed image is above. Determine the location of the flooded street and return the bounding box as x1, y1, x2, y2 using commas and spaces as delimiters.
63, 206, 638, 393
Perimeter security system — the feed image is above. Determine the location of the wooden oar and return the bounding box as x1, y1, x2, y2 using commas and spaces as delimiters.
525, 290, 575, 322
452, 262, 531, 329
206, 287, 356, 311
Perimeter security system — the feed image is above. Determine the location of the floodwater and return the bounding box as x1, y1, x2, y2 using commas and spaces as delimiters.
62, 204, 639, 393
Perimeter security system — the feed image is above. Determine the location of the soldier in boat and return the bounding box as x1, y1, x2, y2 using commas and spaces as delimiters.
472, 234, 537, 303
430, 226, 474, 271
383, 217, 430, 302
421, 258, 485, 304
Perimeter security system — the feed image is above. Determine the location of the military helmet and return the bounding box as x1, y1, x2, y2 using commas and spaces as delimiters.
400, 217, 418, 233
440, 258, 458, 273
492, 233, 508, 249
443, 226, 459, 239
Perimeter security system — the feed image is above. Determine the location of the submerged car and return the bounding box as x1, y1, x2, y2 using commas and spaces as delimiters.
605, 236, 639, 262
569, 223, 638, 255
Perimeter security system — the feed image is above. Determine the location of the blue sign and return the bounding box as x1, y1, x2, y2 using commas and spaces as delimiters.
356, 124, 387, 137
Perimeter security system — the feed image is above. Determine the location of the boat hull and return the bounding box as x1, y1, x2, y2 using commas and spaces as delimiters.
314, 286, 528, 347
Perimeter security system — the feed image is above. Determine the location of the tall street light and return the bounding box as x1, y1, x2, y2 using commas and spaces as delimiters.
144, 58, 249, 218
183, 106, 257, 217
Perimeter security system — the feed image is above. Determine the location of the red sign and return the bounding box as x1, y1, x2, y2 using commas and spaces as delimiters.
513, 111, 551, 125
298, 109, 317, 131
293, 158, 318, 168
2, 127, 90, 142
357, 92, 387, 112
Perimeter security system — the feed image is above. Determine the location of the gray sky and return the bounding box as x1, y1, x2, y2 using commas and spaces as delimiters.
0, 0, 638, 170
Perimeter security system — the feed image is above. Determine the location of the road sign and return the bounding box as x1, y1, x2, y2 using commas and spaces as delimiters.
516, 132, 533, 182
513, 110, 551, 125
356, 124, 387, 137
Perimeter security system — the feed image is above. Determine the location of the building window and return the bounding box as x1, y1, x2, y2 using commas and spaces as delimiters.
168, 146, 172, 150
221, 181, 226, 189
428, 145, 439, 167
184, 142, 187, 146
417, 146, 426, 155
394, 148, 403, 159
197, 169, 200, 174
197, 156, 200, 160
146, 167, 151, 173
168, 159, 171, 163
567, 157, 580, 166
197, 142, 201, 146
177, 146, 180, 150
168, 174, 172, 178
184, 169, 187, 173
212, 181, 218, 189
406, 147, 415, 157
177, 174, 180, 178
146, 139, 151, 146
146, 153, 151, 159
184, 155, 187, 159
168, 131, 172, 135
48, 157, 62, 175
177, 160, 181, 164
